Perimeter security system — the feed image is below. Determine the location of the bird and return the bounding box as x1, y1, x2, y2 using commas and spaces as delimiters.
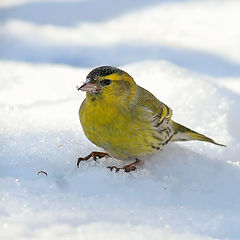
77, 66, 225, 172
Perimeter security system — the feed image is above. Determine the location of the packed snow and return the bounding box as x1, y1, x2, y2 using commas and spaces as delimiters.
0, 0, 240, 239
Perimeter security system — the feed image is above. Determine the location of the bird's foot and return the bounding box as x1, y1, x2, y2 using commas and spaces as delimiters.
108, 159, 140, 173
77, 151, 110, 168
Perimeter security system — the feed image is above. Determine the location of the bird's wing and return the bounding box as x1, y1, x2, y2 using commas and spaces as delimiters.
136, 86, 173, 123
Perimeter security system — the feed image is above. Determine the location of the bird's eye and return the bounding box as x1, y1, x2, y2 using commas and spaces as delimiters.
101, 79, 112, 86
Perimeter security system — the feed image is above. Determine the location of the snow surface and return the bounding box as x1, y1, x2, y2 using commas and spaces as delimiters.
1, 0, 240, 239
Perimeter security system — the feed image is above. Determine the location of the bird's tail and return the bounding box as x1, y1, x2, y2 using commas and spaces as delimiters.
172, 121, 226, 147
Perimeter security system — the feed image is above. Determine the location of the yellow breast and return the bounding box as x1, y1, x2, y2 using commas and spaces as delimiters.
79, 96, 161, 160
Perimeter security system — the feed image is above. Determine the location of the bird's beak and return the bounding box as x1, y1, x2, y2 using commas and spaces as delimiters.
77, 80, 100, 93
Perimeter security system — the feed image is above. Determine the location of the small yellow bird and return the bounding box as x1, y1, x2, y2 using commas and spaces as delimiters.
77, 66, 225, 172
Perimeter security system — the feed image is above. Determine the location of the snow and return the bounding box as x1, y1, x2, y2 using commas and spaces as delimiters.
0, 0, 240, 239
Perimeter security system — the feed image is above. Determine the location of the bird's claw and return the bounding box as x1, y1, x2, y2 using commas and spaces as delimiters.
107, 165, 137, 172
107, 161, 138, 173
77, 152, 110, 168
107, 166, 121, 172
77, 157, 86, 168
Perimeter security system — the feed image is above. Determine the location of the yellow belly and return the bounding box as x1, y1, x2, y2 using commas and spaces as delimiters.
79, 99, 161, 160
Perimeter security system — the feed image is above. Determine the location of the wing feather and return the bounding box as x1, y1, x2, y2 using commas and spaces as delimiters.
136, 86, 172, 124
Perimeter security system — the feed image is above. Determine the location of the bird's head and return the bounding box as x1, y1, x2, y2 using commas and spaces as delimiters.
78, 66, 137, 104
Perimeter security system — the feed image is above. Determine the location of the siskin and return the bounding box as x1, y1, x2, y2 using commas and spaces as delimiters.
77, 66, 225, 172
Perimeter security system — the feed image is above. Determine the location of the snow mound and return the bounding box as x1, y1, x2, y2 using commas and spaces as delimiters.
1, 60, 240, 240
1, 0, 240, 239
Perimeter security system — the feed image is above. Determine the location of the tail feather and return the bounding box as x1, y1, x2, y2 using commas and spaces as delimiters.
172, 121, 226, 147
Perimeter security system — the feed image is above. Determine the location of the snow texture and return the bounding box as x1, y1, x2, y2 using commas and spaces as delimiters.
0, 0, 240, 239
